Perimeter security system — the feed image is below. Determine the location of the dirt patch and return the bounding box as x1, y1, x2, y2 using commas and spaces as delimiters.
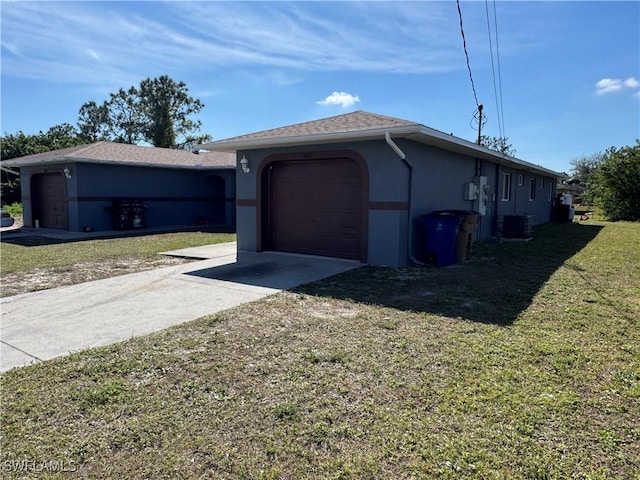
1, 256, 193, 297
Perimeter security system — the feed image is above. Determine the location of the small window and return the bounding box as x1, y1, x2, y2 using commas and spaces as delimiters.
529, 178, 536, 201
517, 174, 524, 186
548, 182, 553, 201
540, 179, 545, 189
501, 172, 512, 201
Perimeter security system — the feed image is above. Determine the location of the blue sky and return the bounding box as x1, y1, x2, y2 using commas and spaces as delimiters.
1, 1, 638, 174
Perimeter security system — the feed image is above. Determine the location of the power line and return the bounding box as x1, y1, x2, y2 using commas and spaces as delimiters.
485, 0, 503, 140
493, 0, 506, 139
456, 0, 480, 108
485, 0, 506, 140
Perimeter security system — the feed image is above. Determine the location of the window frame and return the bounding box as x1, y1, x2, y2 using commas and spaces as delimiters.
529, 178, 536, 201
501, 172, 512, 201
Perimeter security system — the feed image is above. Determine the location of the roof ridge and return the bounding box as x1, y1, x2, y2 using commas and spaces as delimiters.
352, 110, 418, 125
207, 110, 417, 146
69, 141, 107, 158
292, 109, 416, 127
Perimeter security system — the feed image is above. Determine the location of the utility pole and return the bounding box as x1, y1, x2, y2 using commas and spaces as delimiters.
476, 104, 484, 145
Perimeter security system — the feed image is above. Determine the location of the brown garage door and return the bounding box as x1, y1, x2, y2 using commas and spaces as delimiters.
31, 172, 68, 229
266, 158, 362, 260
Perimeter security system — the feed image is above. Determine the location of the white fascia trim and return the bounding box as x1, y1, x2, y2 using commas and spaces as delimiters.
204, 124, 564, 178
414, 125, 564, 178
200, 125, 422, 152
3, 157, 233, 170
2, 156, 77, 167
79, 159, 234, 170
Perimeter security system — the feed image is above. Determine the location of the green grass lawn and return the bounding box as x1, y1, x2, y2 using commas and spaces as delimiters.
1, 221, 638, 479
0, 231, 237, 296
0, 231, 236, 275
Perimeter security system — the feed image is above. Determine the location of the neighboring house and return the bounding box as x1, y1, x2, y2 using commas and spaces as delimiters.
203, 110, 563, 267
557, 178, 587, 203
2, 141, 236, 232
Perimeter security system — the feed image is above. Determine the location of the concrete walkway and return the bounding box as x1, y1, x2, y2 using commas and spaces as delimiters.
1, 242, 361, 372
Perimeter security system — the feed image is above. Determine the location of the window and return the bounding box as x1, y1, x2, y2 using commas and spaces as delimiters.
501, 172, 512, 201
517, 174, 524, 186
540, 179, 545, 189
529, 178, 536, 201
548, 182, 553, 201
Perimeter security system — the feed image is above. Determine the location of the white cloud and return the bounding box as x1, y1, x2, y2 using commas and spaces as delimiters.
317, 92, 361, 108
624, 77, 639, 89
596, 78, 623, 94
596, 77, 639, 95
87, 49, 100, 61
0, 0, 470, 90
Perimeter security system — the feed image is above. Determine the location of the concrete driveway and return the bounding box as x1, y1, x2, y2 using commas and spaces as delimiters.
0, 242, 361, 372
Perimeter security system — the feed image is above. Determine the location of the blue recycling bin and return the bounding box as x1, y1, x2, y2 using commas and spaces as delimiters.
418, 213, 462, 267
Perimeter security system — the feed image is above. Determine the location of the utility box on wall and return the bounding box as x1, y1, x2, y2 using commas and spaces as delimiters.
463, 182, 478, 201
474, 176, 489, 216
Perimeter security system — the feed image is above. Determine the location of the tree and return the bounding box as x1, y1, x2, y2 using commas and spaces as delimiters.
565, 152, 605, 205
78, 88, 147, 145
480, 135, 516, 156
590, 140, 640, 221
1, 124, 86, 205
569, 152, 604, 184
1, 124, 85, 161
78, 101, 109, 142
77, 76, 212, 149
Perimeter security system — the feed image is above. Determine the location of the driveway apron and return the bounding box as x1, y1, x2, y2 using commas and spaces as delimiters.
0, 243, 360, 372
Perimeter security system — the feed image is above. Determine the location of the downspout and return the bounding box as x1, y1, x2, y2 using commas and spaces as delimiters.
385, 132, 425, 266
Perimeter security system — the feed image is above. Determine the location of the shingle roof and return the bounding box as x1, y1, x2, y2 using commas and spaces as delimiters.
214, 110, 417, 143
203, 110, 563, 178
2, 141, 235, 169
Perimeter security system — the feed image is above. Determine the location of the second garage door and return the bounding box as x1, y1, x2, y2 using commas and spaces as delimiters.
266, 158, 363, 260
31, 172, 68, 229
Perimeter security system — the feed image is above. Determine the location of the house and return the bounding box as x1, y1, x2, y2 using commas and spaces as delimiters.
202, 110, 563, 267
1, 141, 236, 232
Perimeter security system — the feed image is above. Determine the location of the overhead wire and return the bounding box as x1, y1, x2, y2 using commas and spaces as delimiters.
485, 0, 507, 142
456, 0, 480, 108
493, 0, 506, 140
485, 0, 503, 140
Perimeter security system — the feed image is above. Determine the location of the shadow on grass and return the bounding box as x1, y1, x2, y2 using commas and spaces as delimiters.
0, 225, 234, 247
293, 222, 604, 326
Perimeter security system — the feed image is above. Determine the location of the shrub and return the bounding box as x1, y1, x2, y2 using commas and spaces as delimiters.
591, 141, 640, 221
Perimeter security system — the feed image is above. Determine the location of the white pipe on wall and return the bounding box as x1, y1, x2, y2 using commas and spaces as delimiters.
384, 132, 425, 266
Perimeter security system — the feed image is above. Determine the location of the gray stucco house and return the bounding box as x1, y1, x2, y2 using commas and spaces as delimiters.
203, 110, 563, 267
2, 141, 236, 232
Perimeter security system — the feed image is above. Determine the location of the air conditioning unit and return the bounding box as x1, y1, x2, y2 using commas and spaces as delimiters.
501, 215, 533, 239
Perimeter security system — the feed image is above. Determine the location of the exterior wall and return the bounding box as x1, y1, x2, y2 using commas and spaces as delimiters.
234, 139, 558, 267
19, 162, 235, 232
235, 205, 258, 252
496, 168, 556, 225
367, 210, 408, 266
234, 141, 412, 266
395, 140, 489, 241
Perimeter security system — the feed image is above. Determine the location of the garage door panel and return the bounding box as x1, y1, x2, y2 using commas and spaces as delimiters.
268, 159, 362, 260
31, 172, 68, 229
